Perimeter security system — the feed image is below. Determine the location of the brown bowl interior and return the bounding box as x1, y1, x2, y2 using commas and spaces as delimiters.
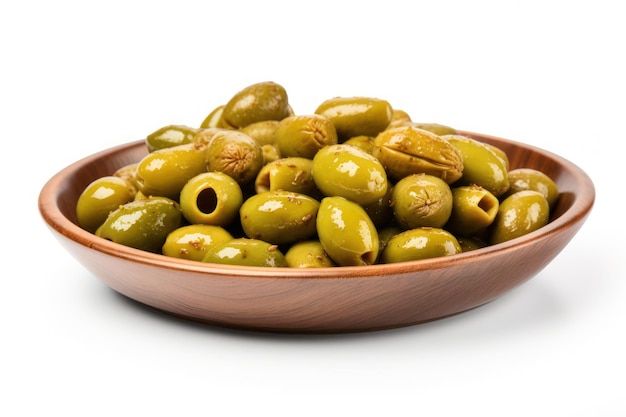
39, 131, 595, 333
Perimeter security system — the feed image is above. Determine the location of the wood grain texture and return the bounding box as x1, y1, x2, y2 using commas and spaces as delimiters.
38, 131, 595, 333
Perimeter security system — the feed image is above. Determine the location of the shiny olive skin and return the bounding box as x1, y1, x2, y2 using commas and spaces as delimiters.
200, 104, 226, 129
254, 157, 318, 196
407, 122, 458, 136
446, 185, 499, 236
489, 190, 550, 245
385, 109, 412, 130
261, 144, 281, 165
503, 168, 559, 208
444, 134, 510, 197
95, 196, 183, 253
162, 224, 233, 261
391, 174, 453, 229
312, 144, 388, 206
240, 191, 319, 245
205, 130, 264, 186
76, 176, 136, 233
343, 135, 375, 154
373, 126, 464, 184
316, 196, 379, 266
146, 125, 200, 152
135, 142, 209, 199
380, 227, 462, 263
179, 172, 243, 226
273, 114, 338, 159
201, 238, 287, 267
285, 240, 337, 268
314, 97, 393, 140
240, 120, 281, 146
222, 81, 291, 128
484, 143, 510, 171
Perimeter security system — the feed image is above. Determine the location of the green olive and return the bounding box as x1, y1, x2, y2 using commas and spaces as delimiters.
200, 104, 226, 129
273, 114, 338, 159
201, 238, 287, 267
285, 240, 337, 268
135, 142, 209, 199
312, 144, 388, 206
316, 196, 379, 266
411, 122, 458, 136
162, 224, 233, 261
222, 81, 291, 128
457, 236, 488, 252
146, 125, 200, 152
254, 157, 318, 196
484, 143, 510, 171
390, 174, 453, 229
377, 225, 403, 253
385, 109, 412, 130
408, 122, 458, 136
95, 196, 183, 253
444, 134, 510, 197
314, 97, 393, 140
113, 163, 139, 190
179, 172, 243, 226
240, 191, 319, 245
343, 135, 375, 155
240, 120, 281, 146
489, 190, 550, 245
205, 130, 264, 186
446, 185, 499, 236
503, 168, 559, 208
373, 126, 464, 184
362, 185, 393, 228
380, 227, 462, 263
193, 127, 225, 148
261, 144, 281, 165
76, 176, 136, 233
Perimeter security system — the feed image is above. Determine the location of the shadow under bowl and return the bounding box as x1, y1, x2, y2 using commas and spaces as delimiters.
38, 131, 595, 333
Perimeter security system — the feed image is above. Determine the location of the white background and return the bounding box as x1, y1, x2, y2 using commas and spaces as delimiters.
2, 1, 624, 416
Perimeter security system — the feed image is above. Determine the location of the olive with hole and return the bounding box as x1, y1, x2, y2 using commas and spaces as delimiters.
179, 171, 243, 227
254, 157, 318, 196
445, 185, 499, 236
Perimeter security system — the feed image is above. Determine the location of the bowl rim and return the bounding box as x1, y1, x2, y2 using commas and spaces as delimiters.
38, 130, 596, 279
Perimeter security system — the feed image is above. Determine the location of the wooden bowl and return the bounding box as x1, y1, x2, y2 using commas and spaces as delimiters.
38, 131, 595, 333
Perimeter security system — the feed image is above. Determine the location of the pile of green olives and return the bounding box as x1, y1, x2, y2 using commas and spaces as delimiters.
76, 81, 559, 268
